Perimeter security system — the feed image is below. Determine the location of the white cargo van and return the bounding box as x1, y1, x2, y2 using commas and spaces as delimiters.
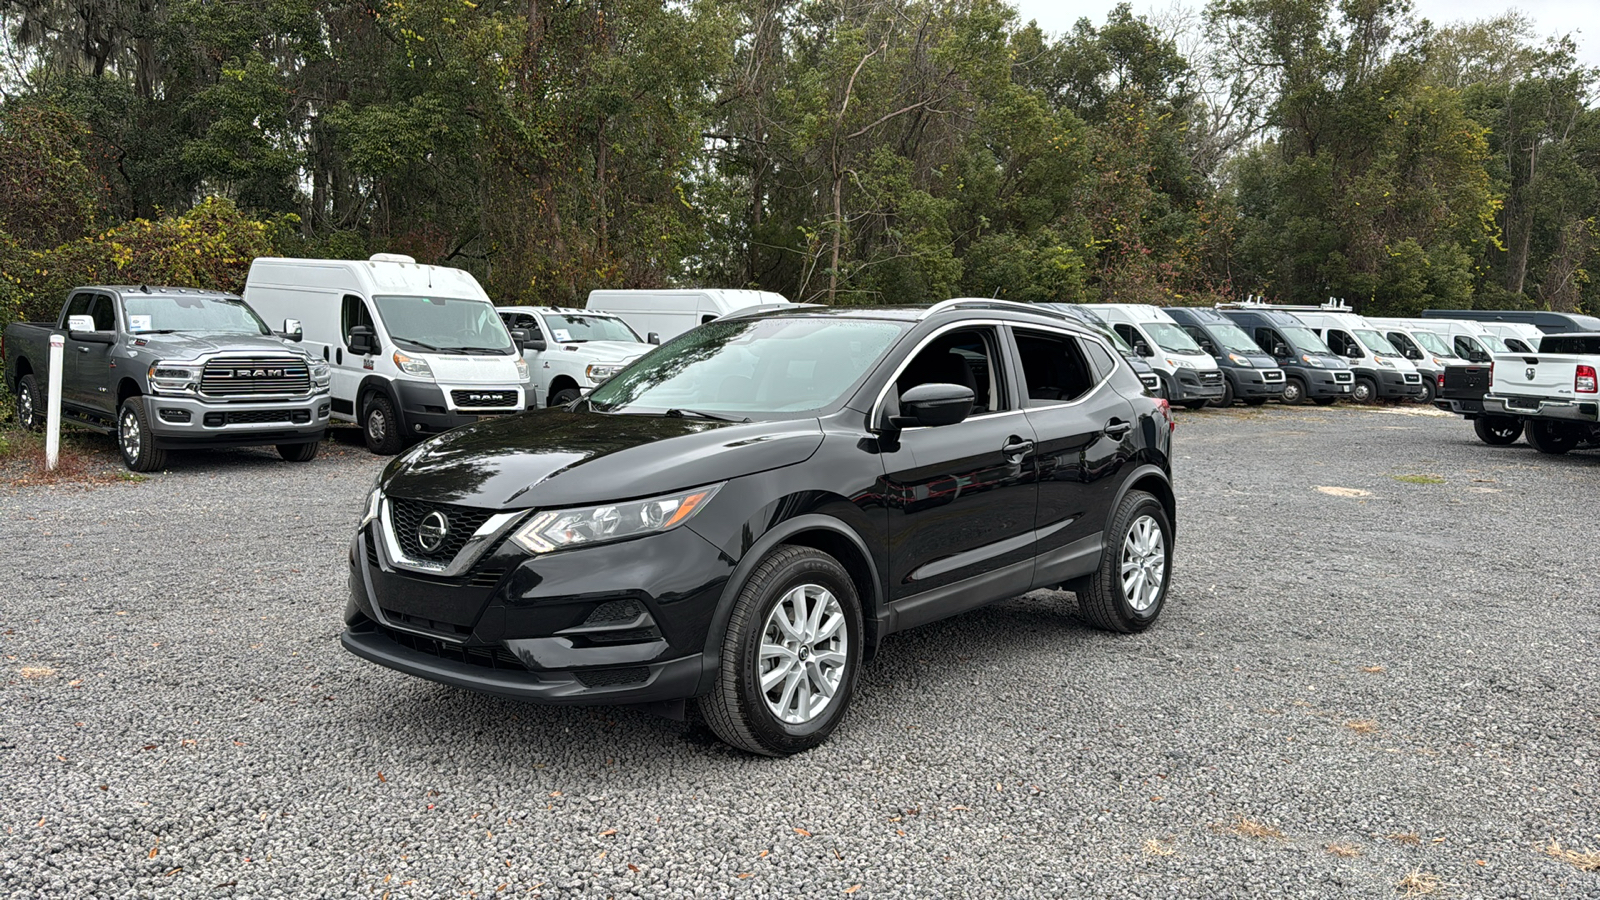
1091, 304, 1225, 408
1476, 321, 1543, 353
585, 289, 789, 342
496, 306, 652, 407
1243, 303, 1424, 403
244, 254, 531, 454
1365, 318, 1470, 403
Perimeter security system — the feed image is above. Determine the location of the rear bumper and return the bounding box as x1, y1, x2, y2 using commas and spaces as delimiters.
1483, 395, 1600, 424
1436, 397, 1485, 416
144, 393, 328, 448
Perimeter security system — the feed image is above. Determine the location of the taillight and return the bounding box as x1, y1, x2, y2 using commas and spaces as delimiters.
1577, 365, 1597, 394
1154, 397, 1176, 432
1436, 372, 1445, 388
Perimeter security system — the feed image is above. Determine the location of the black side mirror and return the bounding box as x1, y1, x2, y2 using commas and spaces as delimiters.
890, 383, 974, 429
348, 324, 376, 355
280, 318, 303, 342
1273, 343, 1290, 358
508, 328, 532, 350
1345, 348, 1362, 359
1133, 340, 1153, 357
647, 332, 661, 345
527, 339, 548, 353
1201, 340, 1218, 356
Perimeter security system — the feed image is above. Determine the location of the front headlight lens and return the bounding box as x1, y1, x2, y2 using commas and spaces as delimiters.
514, 357, 530, 382
1165, 358, 1195, 369
1301, 354, 1324, 368
510, 484, 723, 554
1227, 353, 1253, 367
392, 351, 434, 380
586, 363, 624, 383
310, 358, 331, 387
360, 487, 382, 528
1375, 357, 1395, 368
148, 363, 200, 393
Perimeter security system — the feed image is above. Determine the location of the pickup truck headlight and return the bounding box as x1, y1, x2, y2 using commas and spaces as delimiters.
148, 363, 200, 394
514, 358, 530, 382
509, 484, 722, 554
1300, 355, 1324, 368
1227, 353, 1254, 367
586, 363, 625, 383
310, 358, 331, 389
392, 351, 434, 379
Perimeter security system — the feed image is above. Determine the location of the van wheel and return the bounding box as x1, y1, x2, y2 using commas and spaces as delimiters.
362, 393, 405, 455
1417, 378, 1436, 404
118, 398, 167, 473
1280, 377, 1306, 405
1473, 416, 1522, 446
1076, 490, 1171, 633
697, 545, 862, 757
1211, 381, 1234, 408
550, 388, 582, 407
16, 374, 45, 430
1525, 420, 1580, 455
277, 441, 320, 462
1352, 376, 1377, 404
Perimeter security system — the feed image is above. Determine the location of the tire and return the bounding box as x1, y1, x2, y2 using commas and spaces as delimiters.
1473, 416, 1522, 446
1243, 398, 1268, 407
362, 392, 406, 455
697, 545, 863, 757
1352, 376, 1378, 404
1312, 396, 1338, 406
1212, 380, 1234, 408
277, 441, 320, 462
117, 398, 167, 473
1280, 377, 1307, 406
16, 374, 44, 430
1417, 378, 1436, 404
1525, 420, 1580, 455
550, 387, 582, 407
1076, 490, 1172, 634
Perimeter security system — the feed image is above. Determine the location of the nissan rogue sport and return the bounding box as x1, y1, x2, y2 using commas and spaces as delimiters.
343, 300, 1178, 755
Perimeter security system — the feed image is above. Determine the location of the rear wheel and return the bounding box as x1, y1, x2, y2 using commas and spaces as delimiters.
1352, 376, 1378, 404
1473, 416, 1522, 446
1075, 490, 1172, 634
16, 374, 44, 430
118, 398, 167, 473
362, 393, 405, 455
1525, 420, 1581, 455
1280, 377, 1307, 406
697, 545, 862, 756
277, 441, 320, 462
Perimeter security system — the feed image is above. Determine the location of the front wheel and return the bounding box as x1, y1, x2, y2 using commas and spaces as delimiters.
1473, 416, 1522, 446
1352, 376, 1378, 404
16, 374, 45, 430
1525, 420, 1581, 455
363, 393, 406, 455
277, 441, 320, 462
1417, 378, 1436, 404
550, 387, 582, 407
1076, 490, 1172, 634
1280, 377, 1307, 406
1211, 380, 1234, 408
118, 398, 167, 473
697, 545, 863, 757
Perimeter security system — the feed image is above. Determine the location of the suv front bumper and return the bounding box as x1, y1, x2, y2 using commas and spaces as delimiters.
144, 393, 328, 448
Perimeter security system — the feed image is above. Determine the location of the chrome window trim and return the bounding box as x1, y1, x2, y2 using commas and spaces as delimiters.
377, 498, 525, 577
1008, 323, 1118, 411
868, 318, 1022, 429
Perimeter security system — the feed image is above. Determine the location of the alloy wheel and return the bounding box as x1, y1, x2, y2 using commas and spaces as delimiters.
18, 382, 35, 426
1120, 515, 1166, 612
758, 583, 848, 725
367, 408, 387, 443
120, 408, 141, 463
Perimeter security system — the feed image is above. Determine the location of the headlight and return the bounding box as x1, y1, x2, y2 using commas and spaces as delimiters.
1165, 358, 1195, 369
148, 362, 200, 393
586, 363, 625, 383
1227, 353, 1253, 367
514, 357, 530, 382
510, 484, 722, 554
360, 487, 382, 528
1375, 357, 1395, 368
1301, 355, 1324, 368
310, 358, 331, 387
392, 351, 434, 379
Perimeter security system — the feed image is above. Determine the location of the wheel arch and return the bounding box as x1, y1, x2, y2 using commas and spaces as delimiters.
116, 377, 142, 407
357, 376, 402, 420
1109, 463, 1176, 541
548, 375, 581, 405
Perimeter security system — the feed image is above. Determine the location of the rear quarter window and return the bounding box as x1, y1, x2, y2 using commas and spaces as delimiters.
1539, 336, 1600, 354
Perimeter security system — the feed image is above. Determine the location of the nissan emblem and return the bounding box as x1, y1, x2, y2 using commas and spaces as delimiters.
417, 511, 450, 553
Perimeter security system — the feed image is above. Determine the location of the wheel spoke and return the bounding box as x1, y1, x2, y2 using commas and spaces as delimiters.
813, 610, 845, 643
811, 649, 846, 670
808, 661, 837, 698
760, 659, 791, 693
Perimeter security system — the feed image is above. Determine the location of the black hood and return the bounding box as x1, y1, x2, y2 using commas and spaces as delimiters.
381, 409, 825, 509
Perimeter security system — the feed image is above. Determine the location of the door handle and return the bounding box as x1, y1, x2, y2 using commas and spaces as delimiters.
1001, 436, 1034, 460
1104, 419, 1132, 439
78, 346, 92, 353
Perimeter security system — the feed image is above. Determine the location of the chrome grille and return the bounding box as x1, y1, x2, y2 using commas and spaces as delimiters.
201, 356, 310, 397
387, 498, 497, 563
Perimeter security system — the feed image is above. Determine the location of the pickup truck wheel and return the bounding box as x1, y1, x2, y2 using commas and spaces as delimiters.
362, 393, 405, 455
696, 545, 862, 757
1352, 376, 1378, 404
118, 399, 166, 473
1525, 420, 1580, 455
1473, 416, 1522, 446
1280, 377, 1307, 405
550, 387, 582, 406
277, 441, 320, 462
16, 374, 44, 430
1077, 490, 1171, 634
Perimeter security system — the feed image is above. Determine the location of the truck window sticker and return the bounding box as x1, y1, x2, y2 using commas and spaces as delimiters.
551, 328, 572, 343
128, 315, 153, 333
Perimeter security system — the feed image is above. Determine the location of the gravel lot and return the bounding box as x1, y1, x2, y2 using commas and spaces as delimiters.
3, 408, 1597, 899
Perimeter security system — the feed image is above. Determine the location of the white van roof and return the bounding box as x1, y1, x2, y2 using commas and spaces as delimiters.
1091, 303, 1179, 324
247, 255, 490, 302
587, 289, 788, 314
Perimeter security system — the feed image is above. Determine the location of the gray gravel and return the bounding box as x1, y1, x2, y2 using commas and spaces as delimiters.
2, 409, 1597, 899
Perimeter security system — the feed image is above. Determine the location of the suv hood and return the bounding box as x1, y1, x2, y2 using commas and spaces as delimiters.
381, 409, 825, 509
554, 340, 651, 362
133, 332, 311, 360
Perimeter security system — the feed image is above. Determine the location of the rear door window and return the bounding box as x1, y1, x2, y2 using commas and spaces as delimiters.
1012, 329, 1099, 406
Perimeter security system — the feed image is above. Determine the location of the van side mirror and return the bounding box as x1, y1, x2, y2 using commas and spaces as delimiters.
348, 324, 377, 355
890, 383, 974, 429
1272, 343, 1290, 358
1344, 347, 1362, 359
647, 332, 661, 345
1133, 340, 1153, 357
1200, 340, 1217, 356
281, 318, 303, 342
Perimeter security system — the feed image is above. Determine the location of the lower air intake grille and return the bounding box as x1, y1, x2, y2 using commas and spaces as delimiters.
377, 625, 525, 670
574, 667, 650, 688
583, 599, 646, 627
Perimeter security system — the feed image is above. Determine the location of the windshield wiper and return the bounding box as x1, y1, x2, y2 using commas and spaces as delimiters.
665, 408, 751, 423
451, 346, 513, 355
395, 338, 442, 352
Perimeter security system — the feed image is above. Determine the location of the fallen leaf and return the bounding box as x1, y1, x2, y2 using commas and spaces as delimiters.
599, 829, 617, 837
758, 850, 769, 858
19, 667, 56, 679
377, 772, 386, 783
148, 843, 159, 859
845, 886, 862, 894
948, 805, 970, 811
1315, 486, 1371, 498
737, 873, 752, 879
627, 864, 639, 873
793, 827, 812, 837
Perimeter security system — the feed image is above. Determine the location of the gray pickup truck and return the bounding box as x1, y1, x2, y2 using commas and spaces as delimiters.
4, 285, 332, 471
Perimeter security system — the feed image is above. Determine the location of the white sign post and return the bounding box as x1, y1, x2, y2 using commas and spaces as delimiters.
45, 334, 64, 471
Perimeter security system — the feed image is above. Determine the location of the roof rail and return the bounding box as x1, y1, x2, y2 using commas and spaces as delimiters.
1214, 295, 1354, 313
715, 302, 826, 321
919, 298, 1072, 320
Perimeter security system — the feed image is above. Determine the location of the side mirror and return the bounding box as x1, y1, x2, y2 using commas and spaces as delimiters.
281, 318, 303, 342
1133, 340, 1153, 357
890, 383, 974, 429
67, 314, 96, 333
647, 332, 661, 345
1272, 343, 1290, 358
1344, 348, 1362, 359
348, 324, 377, 355
66, 314, 115, 344
508, 328, 532, 350
526, 339, 548, 353
1200, 340, 1217, 356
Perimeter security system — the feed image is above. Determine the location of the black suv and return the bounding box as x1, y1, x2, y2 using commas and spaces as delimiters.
344, 300, 1178, 755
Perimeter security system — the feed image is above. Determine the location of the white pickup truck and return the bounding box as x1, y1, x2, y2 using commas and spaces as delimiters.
497, 306, 654, 407
1482, 332, 1600, 454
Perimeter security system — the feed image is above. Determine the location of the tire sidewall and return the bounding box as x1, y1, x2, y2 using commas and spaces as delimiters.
1353, 377, 1376, 404
18, 375, 41, 429
118, 400, 146, 470
1109, 494, 1172, 629
732, 552, 863, 749
1281, 378, 1305, 405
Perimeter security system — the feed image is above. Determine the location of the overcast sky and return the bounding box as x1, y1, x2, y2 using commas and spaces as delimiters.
1009, 0, 1600, 68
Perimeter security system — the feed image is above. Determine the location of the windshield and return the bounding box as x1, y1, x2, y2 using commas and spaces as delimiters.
543, 313, 641, 344
372, 295, 514, 354
1144, 322, 1204, 355
1411, 330, 1452, 356
1281, 325, 1333, 354
1354, 329, 1401, 356
589, 317, 907, 416
1480, 333, 1510, 352
1095, 323, 1134, 353
1206, 322, 1262, 355
122, 295, 269, 335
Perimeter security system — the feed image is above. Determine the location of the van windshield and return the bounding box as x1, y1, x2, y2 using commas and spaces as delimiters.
373, 295, 514, 354
1144, 323, 1204, 355
1354, 329, 1401, 356
1095, 323, 1134, 354
1411, 331, 1452, 356
543, 313, 641, 344
1205, 322, 1261, 355
1281, 325, 1332, 354
122, 295, 269, 335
